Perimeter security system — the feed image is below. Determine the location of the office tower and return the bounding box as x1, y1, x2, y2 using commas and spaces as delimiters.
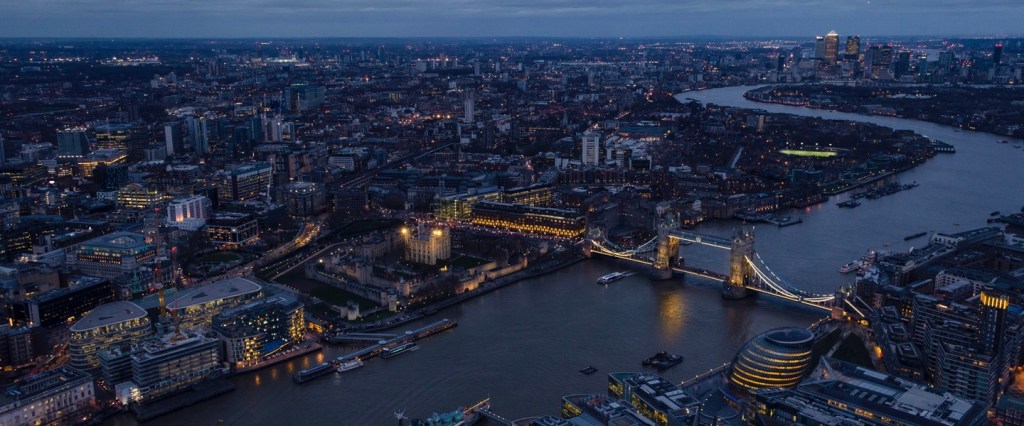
249, 115, 264, 143
814, 36, 826, 60
824, 30, 840, 64
163, 121, 184, 155
185, 115, 209, 156
94, 122, 132, 151
894, 50, 912, 79
464, 97, 475, 124
776, 54, 786, 72
0, 134, 5, 165
231, 125, 252, 159
56, 128, 90, 158
979, 291, 1009, 356
126, 124, 149, 163
69, 301, 151, 369
845, 35, 861, 56
938, 50, 955, 75
581, 132, 601, 166
166, 195, 212, 231
75, 232, 157, 279
994, 43, 1003, 66
214, 162, 273, 202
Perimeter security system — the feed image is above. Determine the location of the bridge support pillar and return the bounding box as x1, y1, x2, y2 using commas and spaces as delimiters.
722, 228, 754, 300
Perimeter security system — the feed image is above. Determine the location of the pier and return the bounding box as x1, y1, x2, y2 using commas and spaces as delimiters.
294, 319, 457, 383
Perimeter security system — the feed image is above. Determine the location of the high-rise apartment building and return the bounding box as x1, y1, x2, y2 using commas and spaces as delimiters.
581, 132, 601, 166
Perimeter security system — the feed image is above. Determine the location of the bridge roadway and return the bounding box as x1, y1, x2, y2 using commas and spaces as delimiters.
588, 229, 840, 312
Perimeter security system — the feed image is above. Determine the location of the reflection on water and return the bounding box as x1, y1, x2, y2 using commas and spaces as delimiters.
656, 288, 685, 341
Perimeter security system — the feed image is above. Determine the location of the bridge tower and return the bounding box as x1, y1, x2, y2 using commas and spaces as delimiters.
651, 203, 679, 280
722, 228, 754, 299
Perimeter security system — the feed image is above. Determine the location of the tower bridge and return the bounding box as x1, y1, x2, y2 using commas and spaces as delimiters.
586, 219, 854, 315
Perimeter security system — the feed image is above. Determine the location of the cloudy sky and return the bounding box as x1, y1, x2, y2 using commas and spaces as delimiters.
2, 0, 1022, 38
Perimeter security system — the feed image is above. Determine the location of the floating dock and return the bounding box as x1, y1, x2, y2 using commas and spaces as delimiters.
294, 319, 457, 384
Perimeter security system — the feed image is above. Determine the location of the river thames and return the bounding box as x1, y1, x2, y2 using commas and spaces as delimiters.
110, 85, 1024, 425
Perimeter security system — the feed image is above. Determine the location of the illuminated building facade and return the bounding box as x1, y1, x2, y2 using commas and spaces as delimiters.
607, 372, 700, 425
93, 123, 132, 151
166, 195, 211, 231
115, 184, 168, 210
212, 294, 304, 368
130, 332, 222, 401
728, 327, 814, 391
74, 232, 156, 279
912, 291, 1024, 407
68, 301, 151, 369
433, 187, 501, 221
206, 212, 258, 248
166, 277, 264, 330
824, 30, 839, 64
402, 225, 450, 266
0, 366, 94, 426
471, 201, 585, 238
215, 162, 273, 202
76, 149, 127, 178
750, 358, 986, 426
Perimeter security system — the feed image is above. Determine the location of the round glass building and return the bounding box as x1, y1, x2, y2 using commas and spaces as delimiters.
729, 327, 815, 391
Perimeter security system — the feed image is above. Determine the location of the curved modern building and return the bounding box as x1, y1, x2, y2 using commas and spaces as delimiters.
69, 301, 151, 369
729, 327, 815, 391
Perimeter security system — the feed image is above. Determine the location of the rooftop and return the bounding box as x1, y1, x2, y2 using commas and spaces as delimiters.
81, 231, 151, 250
167, 277, 263, 310
69, 301, 147, 332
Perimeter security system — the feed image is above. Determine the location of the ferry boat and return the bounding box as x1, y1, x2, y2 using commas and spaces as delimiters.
381, 341, 417, 359
839, 261, 863, 274
293, 362, 334, 384
597, 272, 626, 284
642, 351, 684, 370
837, 200, 861, 208
336, 358, 364, 373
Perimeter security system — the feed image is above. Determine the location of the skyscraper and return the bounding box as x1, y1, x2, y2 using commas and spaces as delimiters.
464, 98, 475, 124
581, 132, 600, 166
186, 115, 209, 156
993, 43, 1003, 66
814, 36, 826, 60
845, 36, 860, 57
163, 121, 184, 156
824, 31, 840, 64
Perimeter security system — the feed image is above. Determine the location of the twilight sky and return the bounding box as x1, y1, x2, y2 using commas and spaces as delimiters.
1, 0, 1022, 38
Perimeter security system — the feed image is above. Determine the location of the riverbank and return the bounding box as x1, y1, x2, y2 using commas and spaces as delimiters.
130, 379, 236, 422
743, 86, 1024, 140
332, 253, 587, 334
232, 341, 322, 375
